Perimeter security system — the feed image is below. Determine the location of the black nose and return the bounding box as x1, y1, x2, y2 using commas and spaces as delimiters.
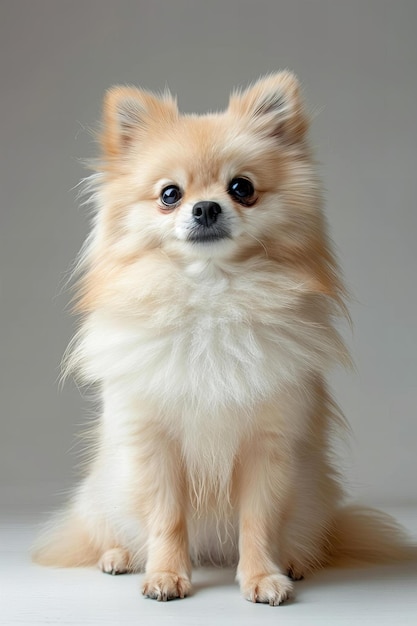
192, 201, 222, 227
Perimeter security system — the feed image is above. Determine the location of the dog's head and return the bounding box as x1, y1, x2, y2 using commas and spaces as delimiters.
94, 72, 325, 265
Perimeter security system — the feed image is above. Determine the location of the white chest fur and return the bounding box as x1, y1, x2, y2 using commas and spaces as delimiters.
77, 261, 327, 412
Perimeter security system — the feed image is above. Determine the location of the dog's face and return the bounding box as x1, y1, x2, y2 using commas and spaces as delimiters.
97, 73, 323, 266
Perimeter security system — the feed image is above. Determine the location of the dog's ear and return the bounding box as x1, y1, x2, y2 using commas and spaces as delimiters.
101, 86, 178, 157
228, 72, 308, 143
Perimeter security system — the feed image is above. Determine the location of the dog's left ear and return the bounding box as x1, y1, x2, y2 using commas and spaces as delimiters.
228, 72, 308, 143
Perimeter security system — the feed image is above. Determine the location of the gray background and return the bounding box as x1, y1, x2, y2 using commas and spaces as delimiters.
1, 0, 416, 514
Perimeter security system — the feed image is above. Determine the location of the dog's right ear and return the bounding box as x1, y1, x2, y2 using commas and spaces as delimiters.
101, 86, 178, 158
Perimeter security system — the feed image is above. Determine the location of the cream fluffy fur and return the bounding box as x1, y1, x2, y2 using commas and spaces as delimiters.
32, 73, 413, 605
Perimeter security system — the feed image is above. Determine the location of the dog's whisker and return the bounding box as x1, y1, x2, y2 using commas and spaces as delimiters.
241, 228, 269, 258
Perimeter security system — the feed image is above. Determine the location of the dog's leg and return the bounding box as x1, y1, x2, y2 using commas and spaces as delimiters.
236, 434, 295, 606
139, 427, 192, 601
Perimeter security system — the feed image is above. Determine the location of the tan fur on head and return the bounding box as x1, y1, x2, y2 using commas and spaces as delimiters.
33, 73, 415, 605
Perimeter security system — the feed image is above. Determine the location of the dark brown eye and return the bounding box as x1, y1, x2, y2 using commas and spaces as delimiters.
161, 185, 182, 207
227, 178, 256, 205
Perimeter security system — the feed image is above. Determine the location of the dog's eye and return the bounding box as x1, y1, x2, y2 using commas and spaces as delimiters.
228, 178, 256, 205
160, 185, 182, 207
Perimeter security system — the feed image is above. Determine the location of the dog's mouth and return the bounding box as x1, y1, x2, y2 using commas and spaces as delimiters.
187, 226, 231, 244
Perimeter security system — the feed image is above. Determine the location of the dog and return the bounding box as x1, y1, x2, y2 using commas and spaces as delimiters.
32, 72, 413, 605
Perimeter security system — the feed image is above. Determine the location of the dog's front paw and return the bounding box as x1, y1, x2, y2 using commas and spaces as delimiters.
142, 571, 191, 601
240, 572, 294, 606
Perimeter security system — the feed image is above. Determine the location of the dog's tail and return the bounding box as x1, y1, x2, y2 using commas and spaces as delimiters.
329, 505, 417, 566
31, 509, 101, 568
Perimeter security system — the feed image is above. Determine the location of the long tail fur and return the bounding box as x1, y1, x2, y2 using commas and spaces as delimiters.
32, 510, 100, 568
329, 505, 417, 566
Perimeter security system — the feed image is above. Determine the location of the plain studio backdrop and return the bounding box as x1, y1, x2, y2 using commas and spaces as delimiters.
1, 0, 416, 516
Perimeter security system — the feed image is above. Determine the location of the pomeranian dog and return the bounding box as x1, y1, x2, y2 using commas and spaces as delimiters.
33, 72, 413, 605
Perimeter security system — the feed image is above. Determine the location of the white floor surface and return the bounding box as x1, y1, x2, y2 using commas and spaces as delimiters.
1, 507, 417, 625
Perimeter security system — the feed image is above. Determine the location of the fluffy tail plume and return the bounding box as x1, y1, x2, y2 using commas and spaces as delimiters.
330, 505, 417, 566
31, 510, 100, 568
